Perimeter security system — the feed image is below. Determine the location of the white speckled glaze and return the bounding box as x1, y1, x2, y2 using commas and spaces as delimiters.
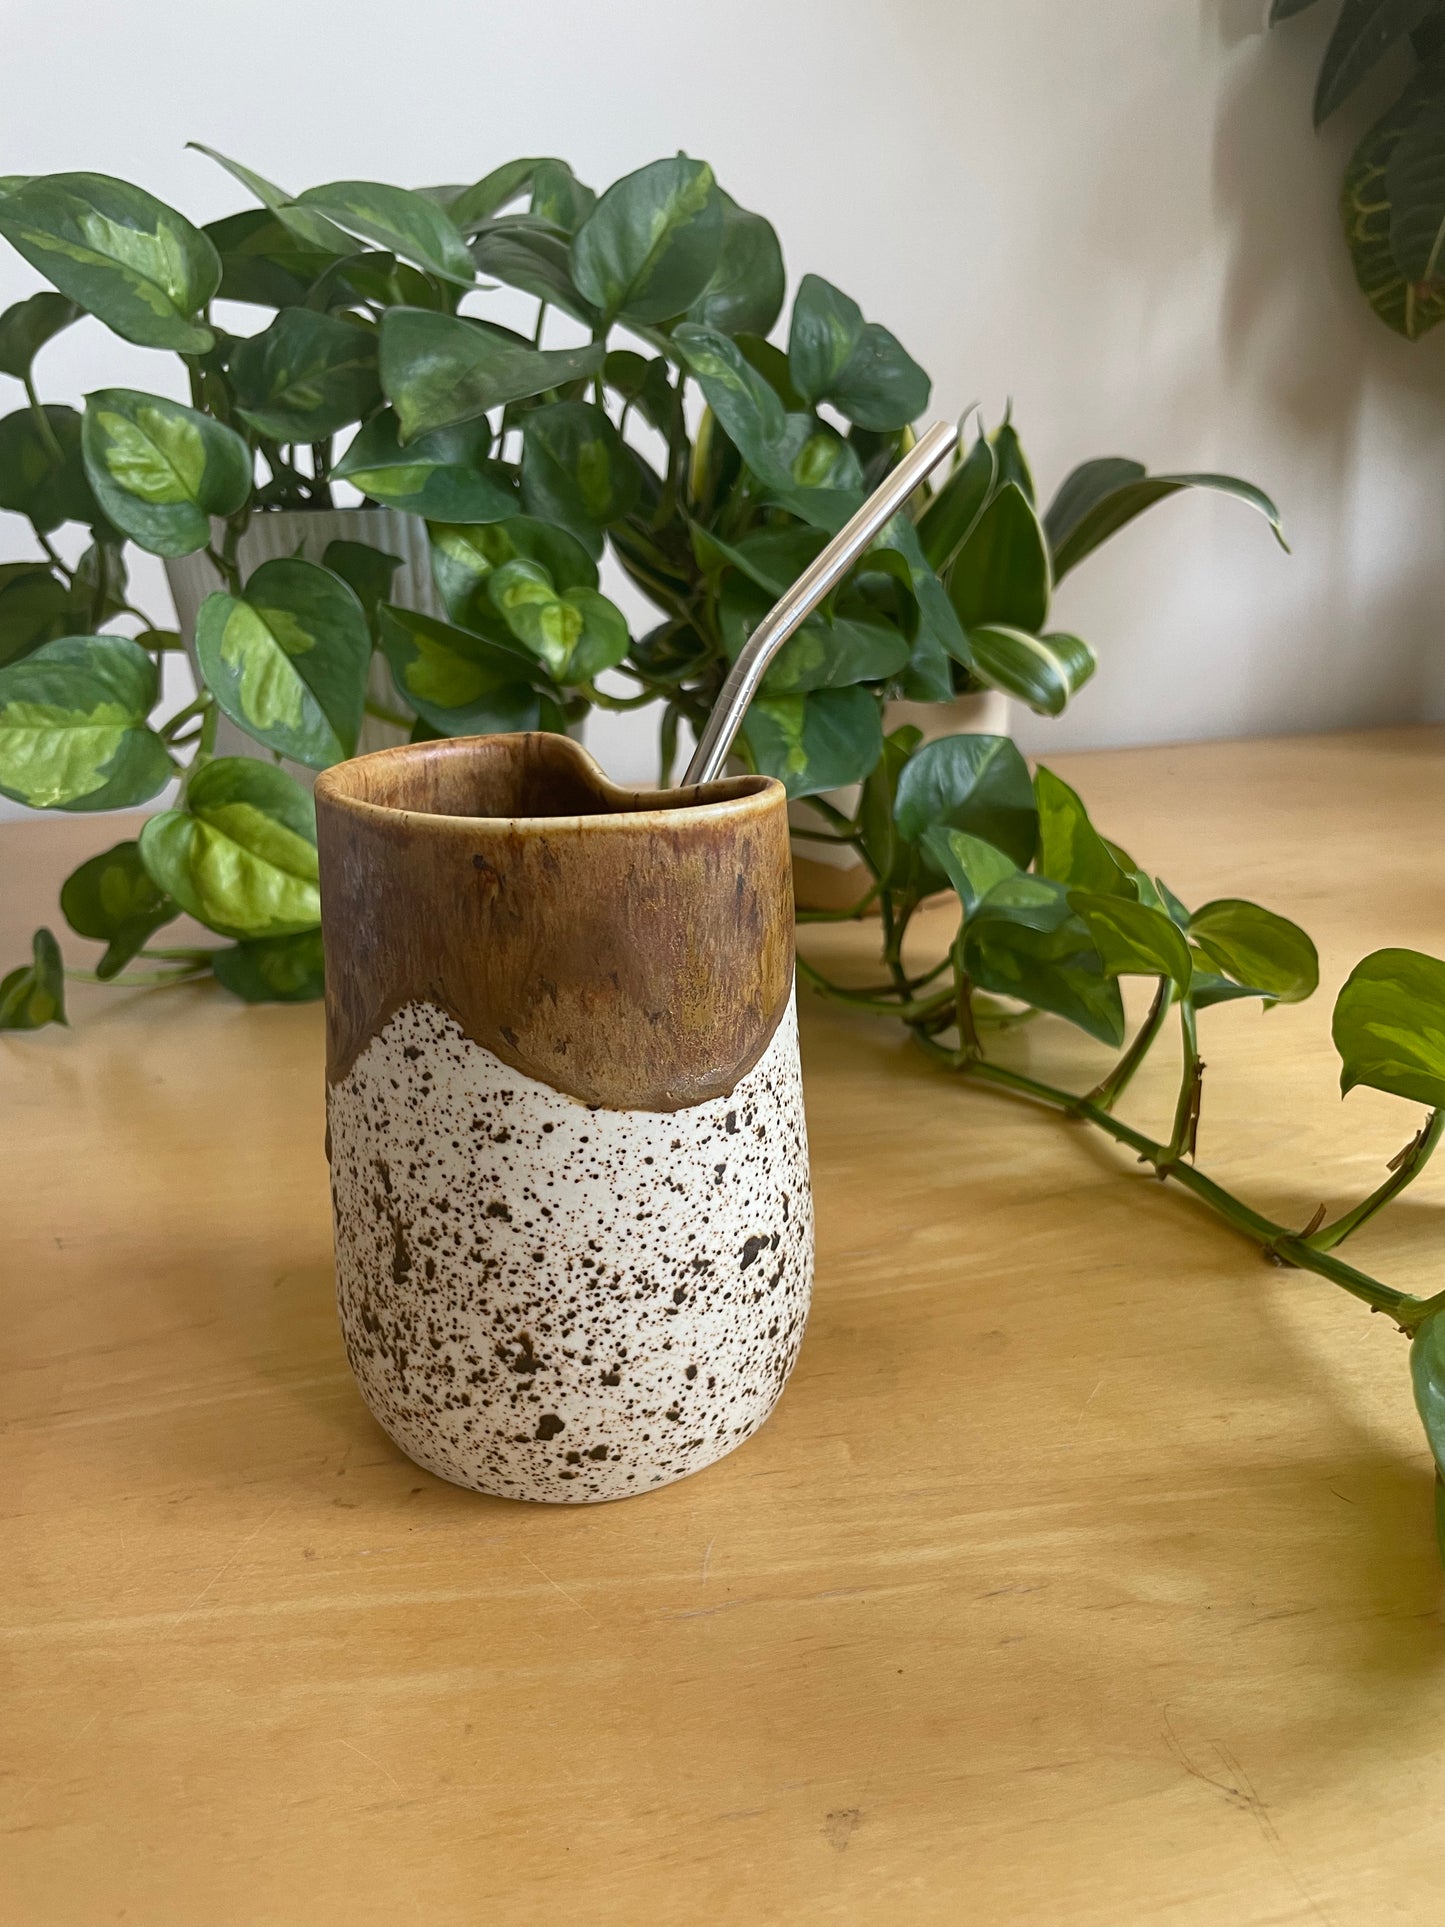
327, 991, 813, 1502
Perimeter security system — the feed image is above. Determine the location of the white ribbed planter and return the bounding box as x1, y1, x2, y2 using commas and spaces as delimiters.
164, 506, 442, 777
790, 687, 1012, 911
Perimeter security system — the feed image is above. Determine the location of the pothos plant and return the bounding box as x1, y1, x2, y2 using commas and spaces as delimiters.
1269, 0, 1445, 339
0, 149, 1279, 1006
792, 730, 1445, 1563
0, 152, 1441, 1568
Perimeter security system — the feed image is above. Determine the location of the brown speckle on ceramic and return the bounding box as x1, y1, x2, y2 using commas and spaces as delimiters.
328, 993, 813, 1502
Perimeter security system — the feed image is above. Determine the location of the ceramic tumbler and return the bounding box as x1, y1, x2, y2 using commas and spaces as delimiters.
314, 733, 813, 1503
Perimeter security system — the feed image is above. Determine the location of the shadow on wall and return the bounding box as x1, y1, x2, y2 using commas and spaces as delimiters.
1207, 0, 1445, 724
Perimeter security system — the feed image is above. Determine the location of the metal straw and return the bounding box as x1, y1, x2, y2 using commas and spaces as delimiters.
682, 418, 961, 787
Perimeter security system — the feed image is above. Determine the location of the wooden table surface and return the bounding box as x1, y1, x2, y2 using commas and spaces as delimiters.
4, 729, 1444, 1927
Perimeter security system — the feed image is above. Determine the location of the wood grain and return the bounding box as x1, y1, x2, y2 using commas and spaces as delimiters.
314, 732, 794, 1109
3, 728, 1445, 1926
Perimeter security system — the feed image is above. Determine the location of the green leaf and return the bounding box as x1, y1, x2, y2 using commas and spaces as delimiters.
1188, 898, 1319, 1006
139, 757, 319, 940
1314, 0, 1434, 125
0, 565, 78, 666
686, 190, 785, 336
73, 539, 129, 624
695, 522, 826, 596
920, 826, 1020, 916
520, 400, 640, 555
305, 248, 443, 313
194, 557, 371, 768
742, 685, 883, 799
735, 333, 806, 409
1034, 765, 1131, 894
470, 218, 597, 326
486, 557, 628, 683
966, 880, 1125, 1045
572, 155, 723, 323
991, 418, 1035, 504
332, 410, 515, 521
859, 723, 923, 890
1044, 458, 1287, 582
1411, 1313, 1445, 1484
603, 349, 674, 433
945, 482, 1051, 632
0, 927, 66, 1030
448, 159, 555, 234
204, 207, 339, 309
378, 603, 549, 735
187, 146, 355, 254
1386, 94, 1445, 288
294, 179, 474, 286
672, 322, 792, 486
0, 405, 97, 532
229, 307, 380, 441
0, 291, 80, 380
530, 161, 597, 235
968, 625, 1095, 717
718, 573, 910, 694
427, 513, 596, 627
1068, 890, 1193, 989
1333, 947, 1445, 1105
917, 432, 996, 573
668, 365, 969, 698
787, 273, 929, 431
213, 928, 324, 1003
0, 634, 170, 810
0, 173, 219, 352
893, 732, 1038, 867
322, 538, 401, 638
59, 839, 176, 978
1341, 60, 1445, 338
379, 307, 604, 441
81, 389, 251, 557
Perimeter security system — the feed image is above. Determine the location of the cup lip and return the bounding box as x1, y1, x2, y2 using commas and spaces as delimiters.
313, 731, 785, 833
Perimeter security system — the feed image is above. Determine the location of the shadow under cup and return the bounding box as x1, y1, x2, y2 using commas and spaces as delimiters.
314, 733, 814, 1503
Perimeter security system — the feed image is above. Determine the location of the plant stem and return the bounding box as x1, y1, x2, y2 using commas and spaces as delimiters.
1164, 996, 1203, 1166
161, 691, 212, 741
24, 375, 63, 462
65, 965, 212, 988
205, 544, 242, 596
907, 1029, 1423, 1328
1087, 977, 1172, 1112
1305, 1109, 1445, 1251
796, 954, 955, 1022
364, 698, 412, 729
795, 882, 882, 922
951, 935, 981, 1056
35, 531, 73, 581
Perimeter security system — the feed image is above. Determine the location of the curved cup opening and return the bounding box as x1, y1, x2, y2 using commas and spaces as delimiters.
315, 731, 774, 824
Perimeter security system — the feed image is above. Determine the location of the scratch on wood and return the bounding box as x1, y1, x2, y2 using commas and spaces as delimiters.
519, 1551, 600, 1628
334, 1737, 405, 1796
170, 1504, 281, 1634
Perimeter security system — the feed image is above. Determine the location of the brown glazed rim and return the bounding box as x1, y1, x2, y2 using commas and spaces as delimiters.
313, 732, 796, 1110
312, 733, 784, 832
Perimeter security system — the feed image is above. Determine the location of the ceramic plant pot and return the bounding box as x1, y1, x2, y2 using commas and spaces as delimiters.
164, 506, 441, 771
790, 687, 1013, 912
314, 732, 813, 1503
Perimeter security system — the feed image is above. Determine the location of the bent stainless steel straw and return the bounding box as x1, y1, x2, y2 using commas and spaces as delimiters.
682, 418, 961, 787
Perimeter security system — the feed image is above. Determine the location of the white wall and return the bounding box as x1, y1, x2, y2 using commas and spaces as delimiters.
3, 0, 1442, 792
